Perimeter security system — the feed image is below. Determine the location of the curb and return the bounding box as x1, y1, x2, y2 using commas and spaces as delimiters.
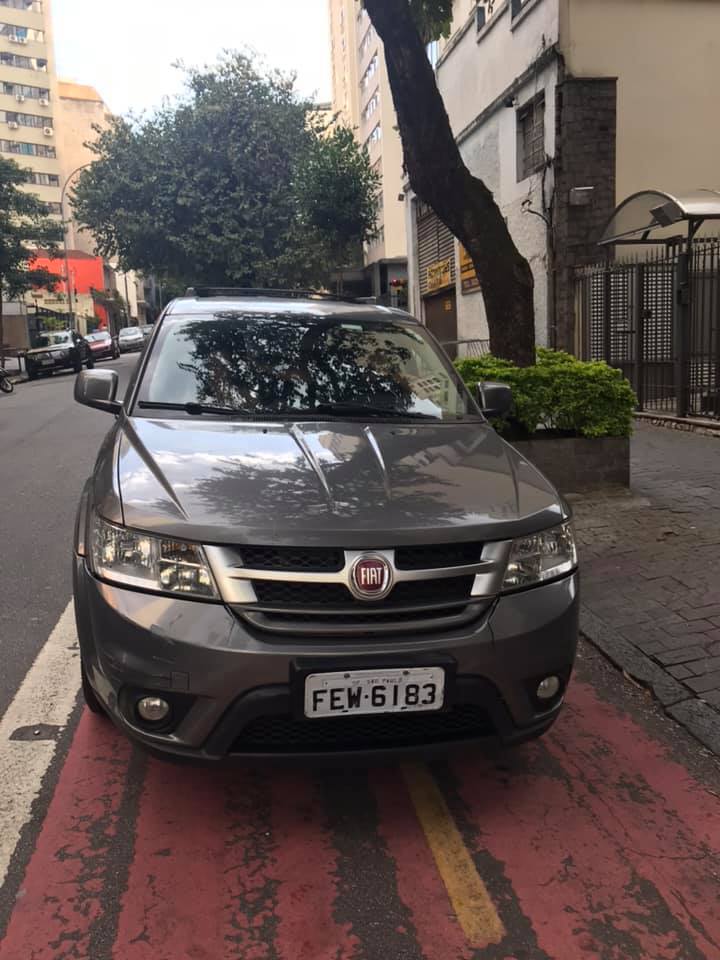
580, 605, 720, 757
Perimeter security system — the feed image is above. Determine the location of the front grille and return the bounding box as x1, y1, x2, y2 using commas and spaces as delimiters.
395, 542, 482, 570
230, 704, 493, 753
239, 545, 344, 572
251, 576, 474, 608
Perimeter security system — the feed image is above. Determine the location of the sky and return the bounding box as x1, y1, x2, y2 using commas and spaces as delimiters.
52, 0, 333, 116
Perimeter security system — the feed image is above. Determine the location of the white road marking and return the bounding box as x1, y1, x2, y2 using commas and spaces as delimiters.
0, 601, 80, 887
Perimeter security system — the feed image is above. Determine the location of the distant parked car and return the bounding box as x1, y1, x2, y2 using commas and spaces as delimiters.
85, 331, 120, 361
25, 330, 94, 380
118, 326, 144, 353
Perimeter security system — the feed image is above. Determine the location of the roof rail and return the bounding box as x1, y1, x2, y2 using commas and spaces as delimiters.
183, 287, 361, 302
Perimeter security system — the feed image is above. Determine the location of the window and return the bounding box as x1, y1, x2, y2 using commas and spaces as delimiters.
0, 22, 44, 41
0, 138, 56, 158
360, 54, 379, 92
1, 109, 51, 128
138, 315, 473, 422
362, 90, 379, 123
516, 94, 545, 181
364, 123, 382, 149
43, 201, 62, 215
27, 171, 59, 186
0, 0, 42, 10
0, 52, 47, 71
359, 24, 375, 59
2, 81, 49, 99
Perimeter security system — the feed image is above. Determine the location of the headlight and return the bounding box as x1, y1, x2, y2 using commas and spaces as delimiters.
90, 515, 218, 599
502, 521, 577, 591
53, 349, 69, 359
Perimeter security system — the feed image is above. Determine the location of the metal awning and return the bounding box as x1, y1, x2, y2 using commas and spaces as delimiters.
599, 189, 720, 245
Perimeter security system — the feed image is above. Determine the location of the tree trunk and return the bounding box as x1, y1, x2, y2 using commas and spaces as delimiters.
364, 0, 536, 366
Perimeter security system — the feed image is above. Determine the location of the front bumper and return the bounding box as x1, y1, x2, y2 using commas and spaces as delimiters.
73, 557, 579, 760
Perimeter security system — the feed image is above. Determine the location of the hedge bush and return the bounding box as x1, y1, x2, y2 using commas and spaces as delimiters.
455, 348, 637, 439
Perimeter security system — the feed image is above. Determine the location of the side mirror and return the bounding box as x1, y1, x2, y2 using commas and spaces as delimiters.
75, 369, 122, 414
476, 381, 512, 419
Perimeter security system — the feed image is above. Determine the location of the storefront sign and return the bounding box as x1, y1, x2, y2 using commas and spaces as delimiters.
459, 245, 481, 294
427, 257, 452, 293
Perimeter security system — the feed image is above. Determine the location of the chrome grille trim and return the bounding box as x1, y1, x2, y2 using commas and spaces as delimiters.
205, 542, 513, 606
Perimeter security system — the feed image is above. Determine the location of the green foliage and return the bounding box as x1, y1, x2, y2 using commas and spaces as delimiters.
0, 155, 63, 358
295, 126, 380, 273
456, 349, 637, 438
409, 0, 454, 41
72, 53, 379, 291
363, 0, 453, 42
0, 156, 63, 303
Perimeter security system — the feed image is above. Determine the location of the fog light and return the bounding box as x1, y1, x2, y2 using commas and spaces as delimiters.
536, 676, 561, 701
136, 696, 170, 723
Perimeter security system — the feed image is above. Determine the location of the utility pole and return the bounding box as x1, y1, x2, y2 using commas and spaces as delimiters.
60, 163, 93, 328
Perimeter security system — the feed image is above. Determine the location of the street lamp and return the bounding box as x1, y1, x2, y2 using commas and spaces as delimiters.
60, 163, 93, 328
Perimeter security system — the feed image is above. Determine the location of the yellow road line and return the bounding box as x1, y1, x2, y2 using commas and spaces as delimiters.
402, 763, 505, 949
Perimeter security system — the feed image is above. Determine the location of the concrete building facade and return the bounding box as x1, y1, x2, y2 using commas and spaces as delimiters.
328, 0, 408, 303
405, 0, 720, 353
0, 0, 61, 214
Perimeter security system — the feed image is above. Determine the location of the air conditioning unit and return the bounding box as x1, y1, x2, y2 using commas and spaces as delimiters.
7, 121, 19, 130
16, 94, 26, 103
38, 97, 49, 106
8, 35, 20, 43
43, 126, 53, 136
16, 36, 28, 44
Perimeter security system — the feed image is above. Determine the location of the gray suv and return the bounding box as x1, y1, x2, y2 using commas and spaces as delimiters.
73, 290, 578, 760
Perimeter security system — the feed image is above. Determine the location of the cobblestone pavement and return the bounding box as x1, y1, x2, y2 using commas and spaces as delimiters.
574, 421, 720, 750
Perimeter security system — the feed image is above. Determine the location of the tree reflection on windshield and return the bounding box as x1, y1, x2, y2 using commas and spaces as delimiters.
143, 313, 468, 420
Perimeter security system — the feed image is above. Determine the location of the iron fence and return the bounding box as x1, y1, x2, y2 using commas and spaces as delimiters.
576, 238, 720, 419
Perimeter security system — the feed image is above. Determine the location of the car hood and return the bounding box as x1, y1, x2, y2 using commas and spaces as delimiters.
26, 344, 71, 355
112, 417, 565, 547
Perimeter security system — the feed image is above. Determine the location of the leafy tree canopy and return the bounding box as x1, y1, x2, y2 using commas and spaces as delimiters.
72, 53, 379, 291
0, 156, 62, 302
296, 125, 380, 273
0, 155, 63, 360
363, 0, 454, 42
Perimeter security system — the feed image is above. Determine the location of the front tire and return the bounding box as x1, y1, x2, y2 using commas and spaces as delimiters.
73, 355, 82, 374
81, 661, 105, 715
86, 353, 95, 370
0, 373, 13, 394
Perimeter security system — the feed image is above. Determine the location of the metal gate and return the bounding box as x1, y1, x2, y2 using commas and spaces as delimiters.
576, 238, 720, 419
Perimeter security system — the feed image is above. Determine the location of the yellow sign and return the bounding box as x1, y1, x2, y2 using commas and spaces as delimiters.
427, 257, 452, 293
459, 245, 480, 294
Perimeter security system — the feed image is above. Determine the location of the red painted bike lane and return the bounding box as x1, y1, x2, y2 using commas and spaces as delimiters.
2, 660, 720, 960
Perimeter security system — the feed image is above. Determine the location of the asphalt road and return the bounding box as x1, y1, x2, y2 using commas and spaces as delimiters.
0, 355, 138, 715
1, 360, 720, 959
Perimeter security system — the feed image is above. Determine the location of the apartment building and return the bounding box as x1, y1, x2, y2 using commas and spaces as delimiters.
328, 0, 407, 302
0, 0, 61, 214
405, 0, 720, 354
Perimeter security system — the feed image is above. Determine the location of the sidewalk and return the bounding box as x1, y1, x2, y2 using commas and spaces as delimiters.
575, 421, 720, 754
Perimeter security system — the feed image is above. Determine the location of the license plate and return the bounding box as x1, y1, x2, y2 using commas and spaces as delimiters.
304, 667, 445, 719
41, 358, 53, 366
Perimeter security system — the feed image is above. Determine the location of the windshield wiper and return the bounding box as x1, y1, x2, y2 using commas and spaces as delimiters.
302, 402, 438, 420
138, 401, 251, 417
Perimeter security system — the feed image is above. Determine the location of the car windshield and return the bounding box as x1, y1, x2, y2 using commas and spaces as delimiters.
86, 332, 110, 342
136, 313, 478, 421
36, 332, 72, 347
119, 328, 140, 338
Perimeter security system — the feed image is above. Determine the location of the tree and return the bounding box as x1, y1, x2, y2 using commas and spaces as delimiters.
0, 157, 63, 366
296, 125, 380, 292
72, 54, 379, 293
363, 0, 536, 365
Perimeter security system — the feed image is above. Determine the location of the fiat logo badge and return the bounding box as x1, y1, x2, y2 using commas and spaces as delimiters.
349, 555, 393, 601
